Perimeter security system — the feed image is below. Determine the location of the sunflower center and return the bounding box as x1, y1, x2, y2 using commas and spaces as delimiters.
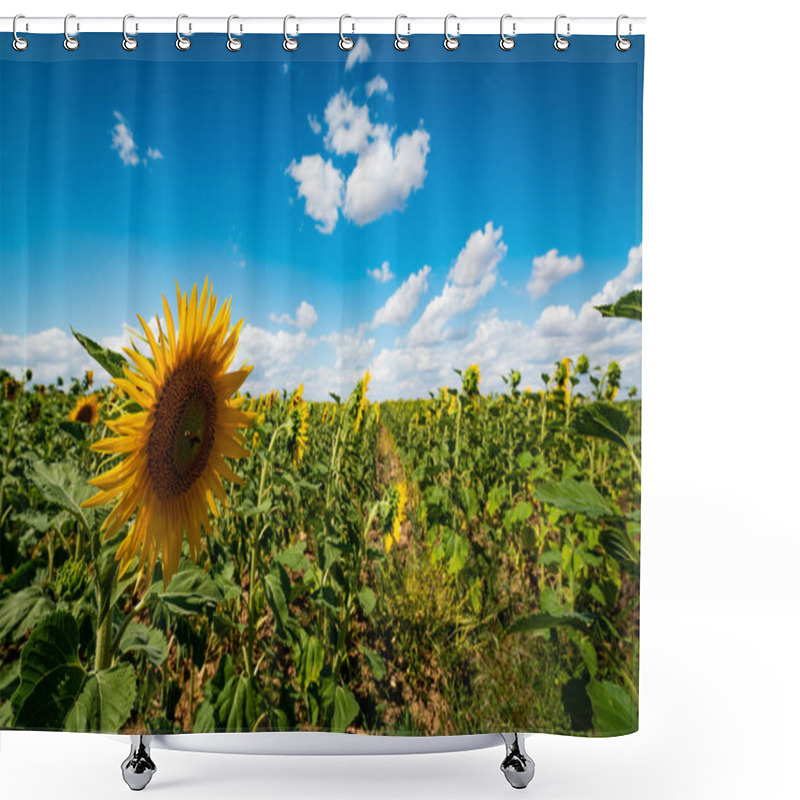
147, 360, 218, 498
75, 403, 95, 424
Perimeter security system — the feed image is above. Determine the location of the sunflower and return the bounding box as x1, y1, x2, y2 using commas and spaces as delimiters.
3, 378, 21, 402
286, 384, 309, 468
352, 370, 371, 434
461, 364, 481, 399
383, 481, 408, 553
83, 278, 254, 587
86, 369, 94, 387
68, 394, 101, 427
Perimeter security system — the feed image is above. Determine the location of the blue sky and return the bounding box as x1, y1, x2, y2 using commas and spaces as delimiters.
0, 33, 643, 399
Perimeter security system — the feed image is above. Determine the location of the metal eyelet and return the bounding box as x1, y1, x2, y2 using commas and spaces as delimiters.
554, 14, 570, 51
500, 14, 516, 51
12, 14, 28, 51
64, 14, 79, 51
339, 14, 354, 51
616, 14, 632, 51
176, 14, 191, 51
122, 14, 138, 51
227, 15, 242, 51
394, 14, 410, 50
444, 14, 460, 51
283, 15, 298, 51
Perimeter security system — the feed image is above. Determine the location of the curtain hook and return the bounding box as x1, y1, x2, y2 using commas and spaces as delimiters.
283, 15, 299, 51
339, 15, 354, 51
12, 14, 28, 51
554, 14, 570, 51
500, 14, 516, 51
394, 15, 410, 51
616, 14, 632, 51
227, 15, 242, 51
444, 14, 460, 51
176, 14, 191, 50
122, 15, 138, 51
64, 13, 79, 51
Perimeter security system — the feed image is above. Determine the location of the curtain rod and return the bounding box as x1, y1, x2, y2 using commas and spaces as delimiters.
0, 16, 645, 36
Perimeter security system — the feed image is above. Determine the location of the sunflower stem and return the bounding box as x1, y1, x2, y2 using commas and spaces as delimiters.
95, 603, 113, 672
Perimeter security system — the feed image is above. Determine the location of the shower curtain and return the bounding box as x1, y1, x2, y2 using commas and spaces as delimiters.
0, 29, 643, 738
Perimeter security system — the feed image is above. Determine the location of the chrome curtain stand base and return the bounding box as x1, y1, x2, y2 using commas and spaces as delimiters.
121, 735, 157, 791
500, 733, 535, 789
119, 732, 534, 790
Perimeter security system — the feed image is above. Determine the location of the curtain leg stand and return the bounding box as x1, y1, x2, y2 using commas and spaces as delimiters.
500, 733, 535, 789
121, 735, 156, 791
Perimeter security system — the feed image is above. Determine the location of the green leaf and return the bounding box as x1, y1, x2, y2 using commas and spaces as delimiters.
300, 636, 325, 691
509, 610, 593, 634
586, 680, 638, 734
216, 674, 257, 732
275, 541, 310, 573
331, 684, 360, 732
58, 421, 86, 442
600, 523, 639, 572
71, 328, 127, 379
359, 646, 386, 682
119, 621, 168, 667
537, 549, 562, 567
535, 478, 612, 518
595, 289, 642, 321
11, 612, 86, 729
446, 533, 468, 575
26, 460, 93, 530
571, 402, 631, 447
504, 500, 533, 529
358, 586, 377, 617
0, 585, 55, 641
64, 664, 136, 732
149, 563, 223, 615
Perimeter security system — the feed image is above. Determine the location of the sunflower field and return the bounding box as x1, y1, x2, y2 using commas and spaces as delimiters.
0, 281, 641, 738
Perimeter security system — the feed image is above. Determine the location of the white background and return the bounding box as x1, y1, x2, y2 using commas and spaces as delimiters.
2, 1, 799, 798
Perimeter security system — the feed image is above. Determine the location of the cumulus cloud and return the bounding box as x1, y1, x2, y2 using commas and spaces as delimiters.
237, 325, 316, 392
343, 129, 430, 225
1, 327, 95, 384
288, 90, 430, 233
366, 75, 389, 97
407, 223, 506, 346
527, 248, 584, 298
372, 266, 431, 327
286, 155, 345, 234
111, 112, 162, 168
307, 114, 322, 135
345, 38, 371, 71
111, 111, 139, 166
270, 301, 318, 330
324, 90, 375, 156
367, 261, 394, 283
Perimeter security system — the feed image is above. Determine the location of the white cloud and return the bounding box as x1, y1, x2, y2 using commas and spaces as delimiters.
308, 114, 322, 135
406, 223, 506, 346
345, 38, 371, 71
323, 90, 374, 156
367, 261, 394, 283
366, 75, 389, 97
527, 248, 584, 298
111, 111, 139, 166
111, 112, 162, 168
289, 91, 430, 233
343, 128, 430, 226
237, 325, 316, 392
270, 301, 318, 330
1, 327, 96, 384
286, 155, 345, 234
372, 266, 431, 327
